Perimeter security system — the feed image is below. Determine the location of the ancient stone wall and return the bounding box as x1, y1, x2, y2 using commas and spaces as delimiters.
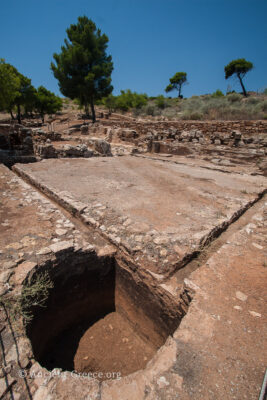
101, 118, 267, 136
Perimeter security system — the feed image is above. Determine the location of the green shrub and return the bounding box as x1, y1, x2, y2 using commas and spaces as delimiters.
155, 95, 167, 109
145, 105, 157, 116
106, 90, 148, 112
181, 110, 203, 120
211, 89, 224, 97
0, 272, 53, 325
227, 93, 242, 103
247, 97, 260, 105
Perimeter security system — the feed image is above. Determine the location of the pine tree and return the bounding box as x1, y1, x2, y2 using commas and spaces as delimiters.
51, 16, 113, 122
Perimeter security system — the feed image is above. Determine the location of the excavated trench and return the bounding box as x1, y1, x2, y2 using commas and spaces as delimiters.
25, 250, 186, 379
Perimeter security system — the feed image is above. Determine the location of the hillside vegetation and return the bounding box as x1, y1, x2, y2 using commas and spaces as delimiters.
100, 90, 267, 121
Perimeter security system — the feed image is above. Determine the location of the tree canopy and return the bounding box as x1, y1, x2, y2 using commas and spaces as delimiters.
13, 73, 36, 123
51, 16, 113, 122
101, 90, 148, 112
165, 72, 187, 98
224, 58, 253, 97
35, 86, 63, 123
0, 60, 36, 123
0, 59, 20, 113
0, 59, 62, 123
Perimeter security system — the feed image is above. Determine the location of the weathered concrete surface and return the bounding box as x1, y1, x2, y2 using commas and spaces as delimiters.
14, 156, 267, 275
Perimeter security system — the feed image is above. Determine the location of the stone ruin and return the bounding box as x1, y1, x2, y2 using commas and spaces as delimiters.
0, 113, 266, 400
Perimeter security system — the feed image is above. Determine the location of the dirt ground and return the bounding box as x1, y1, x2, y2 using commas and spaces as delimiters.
41, 311, 156, 379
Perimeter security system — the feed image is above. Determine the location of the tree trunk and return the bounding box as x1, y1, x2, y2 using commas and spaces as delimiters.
238, 74, 247, 97
10, 110, 15, 120
17, 104, 21, 124
84, 103, 89, 116
90, 100, 96, 123
178, 85, 181, 98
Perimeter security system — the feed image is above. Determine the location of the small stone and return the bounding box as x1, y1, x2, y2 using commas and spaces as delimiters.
234, 305, 242, 311
7, 242, 23, 250
97, 245, 116, 257
148, 270, 164, 281
49, 240, 74, 254
235, 291, 248, 302
157, 376, 170, 388
0, 285, 9, 296
252, 242, 263, 250
36, 247, 52, 255
160, 249, 168, 257
15, 257, 25, 265
84, 244, 96, 252
123, 218, 132, 227
153, 236, 169, 245
2, 261, 17, 269
14, 261, 37, 284
249, 310, 261, 318
173, 245, 185, 258
55, 228, 67, 236
5, 344, 17, 363
0, 270, 13, 284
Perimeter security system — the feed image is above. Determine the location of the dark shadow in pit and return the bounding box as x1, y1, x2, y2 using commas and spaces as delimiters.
40, 313, 109, 371
26, 251, 116, 371
25, 250, 189, 377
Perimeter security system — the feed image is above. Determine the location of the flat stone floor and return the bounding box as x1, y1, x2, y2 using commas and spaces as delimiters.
14, 156, 267, 275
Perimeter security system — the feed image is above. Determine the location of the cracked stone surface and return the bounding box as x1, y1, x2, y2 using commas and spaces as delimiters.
14, 156, 266, 275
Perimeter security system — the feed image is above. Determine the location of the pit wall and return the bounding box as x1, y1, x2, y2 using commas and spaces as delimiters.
115, 259, 188, 348
26, 248, 191, 368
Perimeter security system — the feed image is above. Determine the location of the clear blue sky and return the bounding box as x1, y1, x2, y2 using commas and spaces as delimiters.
1, 0, 266, 98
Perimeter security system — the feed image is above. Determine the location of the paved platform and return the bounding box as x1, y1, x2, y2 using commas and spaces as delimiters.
14, 156, 267, 275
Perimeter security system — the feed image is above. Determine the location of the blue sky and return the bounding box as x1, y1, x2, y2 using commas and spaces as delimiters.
1, 0, 266, 98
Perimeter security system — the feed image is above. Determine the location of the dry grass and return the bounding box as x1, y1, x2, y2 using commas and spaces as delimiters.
131, 92, 267, 121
